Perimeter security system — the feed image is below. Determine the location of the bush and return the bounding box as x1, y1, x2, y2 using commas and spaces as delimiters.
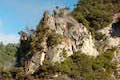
50, 49, 116, 80
47, 33, 63, 47
94, 32, 107, 41
72, 0, 120, 39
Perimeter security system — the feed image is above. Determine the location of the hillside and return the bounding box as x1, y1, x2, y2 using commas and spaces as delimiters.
0, 0, 120, 80
0, 43, 17, 70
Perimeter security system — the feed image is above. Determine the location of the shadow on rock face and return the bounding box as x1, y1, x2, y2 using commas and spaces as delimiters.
111, 20, 120, 37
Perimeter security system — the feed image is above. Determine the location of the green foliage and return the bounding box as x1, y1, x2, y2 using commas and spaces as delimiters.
47, 33, 63, 47
0, 70, 13, 80
95, 32, 107, 41
16, 32, 32, 67
54, 52, 95, 79
92, 49, 117, 80
0, 43, 17, 70
1, 1, 119, 79
62, 49, 67, 58
72, 0, 120, 38
31, 24, 51, 55
51, 49, 116, 80
14, 67, 25, 80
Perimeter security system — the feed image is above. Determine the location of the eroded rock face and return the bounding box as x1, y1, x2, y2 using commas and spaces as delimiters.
99, 13, 120, 48
47, 9, 98, 57
98, 13, 120, 80
47, 38, 73, 63
25, 52, 45, 75
25, 9, 99, 75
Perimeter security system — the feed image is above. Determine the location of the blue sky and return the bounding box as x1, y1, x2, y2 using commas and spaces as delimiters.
0, 0, 78, 44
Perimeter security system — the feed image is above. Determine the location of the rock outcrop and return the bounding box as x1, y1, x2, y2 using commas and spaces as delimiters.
98, 13, 120, 80
24, 10, 120, 80
25, 8, 99, 75
98, 13, 120, 48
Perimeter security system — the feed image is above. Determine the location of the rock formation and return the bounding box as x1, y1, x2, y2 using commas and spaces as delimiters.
98, 13, 120, 80
24, 8, 99, 75
21, 7, 120, 80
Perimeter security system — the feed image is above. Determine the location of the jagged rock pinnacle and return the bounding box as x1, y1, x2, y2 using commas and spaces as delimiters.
43, 10, 49, 28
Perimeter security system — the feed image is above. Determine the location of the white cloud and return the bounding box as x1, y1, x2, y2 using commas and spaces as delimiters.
0, 34, 19, 44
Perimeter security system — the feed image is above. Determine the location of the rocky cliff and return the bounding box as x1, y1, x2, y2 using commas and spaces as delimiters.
19, 8, 120, 80
24, 8, 99, 75
98, 13, 120, 79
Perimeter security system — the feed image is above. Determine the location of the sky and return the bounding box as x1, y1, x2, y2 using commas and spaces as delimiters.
0, 0, 78, 44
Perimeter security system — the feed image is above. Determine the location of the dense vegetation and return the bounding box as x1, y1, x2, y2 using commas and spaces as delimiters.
34, 49, 116, 80
0, 0, 120, 80
0, 42, 17, 70
72, 0, 120, 37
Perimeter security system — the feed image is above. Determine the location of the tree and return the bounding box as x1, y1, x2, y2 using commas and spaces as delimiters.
72, 0, 120, 37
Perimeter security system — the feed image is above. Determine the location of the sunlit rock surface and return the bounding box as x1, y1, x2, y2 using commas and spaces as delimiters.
25, 9, 100, 74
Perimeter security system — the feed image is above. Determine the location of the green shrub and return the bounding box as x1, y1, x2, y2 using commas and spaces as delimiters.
94, 32, 107, 41
47, 33, 63, 47
72, 0, 120, 39
51, 49, 116, 80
